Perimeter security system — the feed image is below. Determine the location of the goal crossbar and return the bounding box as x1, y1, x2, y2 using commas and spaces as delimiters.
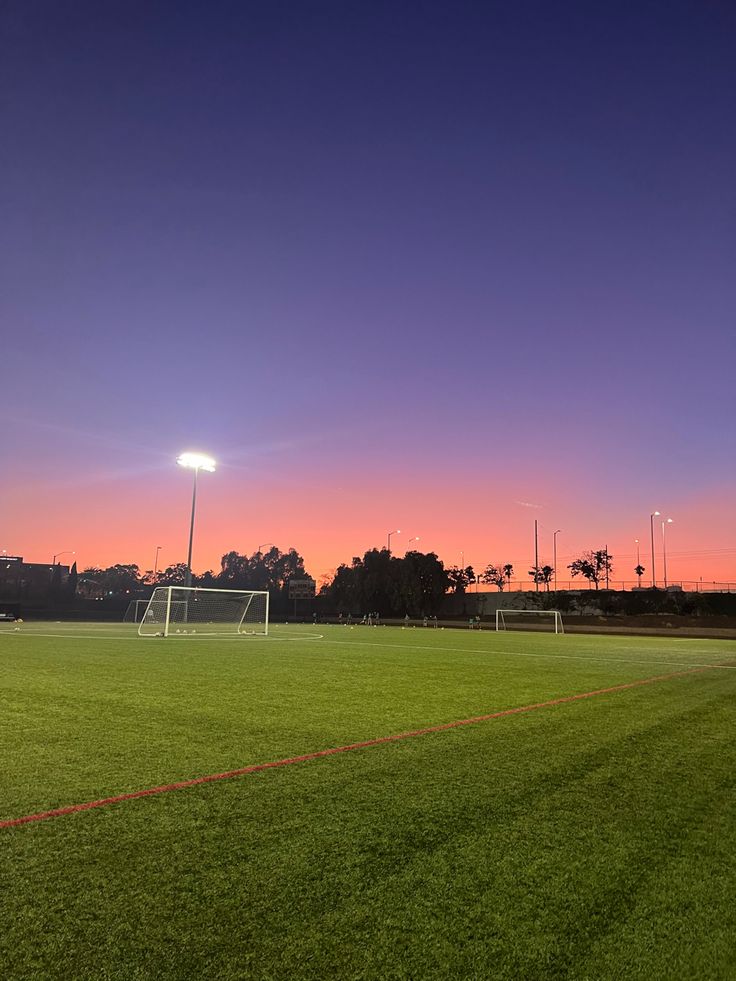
138, 586, 269, 637
495, 609, 564, 634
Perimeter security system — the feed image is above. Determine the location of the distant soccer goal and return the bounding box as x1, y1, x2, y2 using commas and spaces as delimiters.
124, 598, 190, 624
495, 609, 564, 634
138, 587, 269, 637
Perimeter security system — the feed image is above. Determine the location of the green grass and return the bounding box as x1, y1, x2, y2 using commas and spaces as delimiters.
1, 622, 735, 980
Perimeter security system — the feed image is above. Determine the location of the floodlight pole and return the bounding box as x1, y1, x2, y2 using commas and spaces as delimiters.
387, 529, 400, 554
662, 518, 673, 589
553, 530, 561, 592
650, 511, 660, 587
153, 545, 162, 583
185, 469, 199, 588
177, 452, 216, 589
534, 520, 539, 592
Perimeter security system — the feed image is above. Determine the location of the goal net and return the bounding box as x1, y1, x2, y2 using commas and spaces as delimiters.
138, 587, 269, 637
495, 609, 564, 634
123, 598, 186, 624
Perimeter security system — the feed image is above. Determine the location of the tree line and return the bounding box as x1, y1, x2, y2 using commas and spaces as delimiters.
447, 549, 618, 594
79, 546, 308, 606
73, 544, 632, 616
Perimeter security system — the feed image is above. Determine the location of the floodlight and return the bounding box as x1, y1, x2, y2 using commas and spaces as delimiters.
178, 450, 216, 587
649, 511, 661, 587
387, 529, 401, 553
177, 452, 216, 472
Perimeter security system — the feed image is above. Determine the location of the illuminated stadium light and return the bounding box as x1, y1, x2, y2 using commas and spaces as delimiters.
177, 451, 216, 587
177, 452, 216, 473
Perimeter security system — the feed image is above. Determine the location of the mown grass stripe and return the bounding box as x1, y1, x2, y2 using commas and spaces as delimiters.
0, 666, 710, 830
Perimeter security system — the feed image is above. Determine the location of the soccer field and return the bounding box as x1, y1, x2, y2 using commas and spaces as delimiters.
2, 623, 735, 980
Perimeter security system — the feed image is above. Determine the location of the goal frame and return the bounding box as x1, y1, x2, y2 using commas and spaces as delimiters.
138, 586, 269, 637
495, 609, 564, 634
124, 599, 149, 624
125, 598, 189, 624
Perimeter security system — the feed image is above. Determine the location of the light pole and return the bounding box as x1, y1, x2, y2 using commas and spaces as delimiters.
387, 529, 400, 554
405, 536, 420, 553
257, 543, 274, 555
553, 530, 561, 592
661, 518, 673, 588
177, 452, 216, 588
52, 550, 75, 565
635, 539, 641, 587
153, 545, 162, 583
650, 511, 660, 587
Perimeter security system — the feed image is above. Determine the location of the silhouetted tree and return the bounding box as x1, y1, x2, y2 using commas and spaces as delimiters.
528, 567, 545, 589
482, 564, 512, 592
568, 550, 613, 590
66, 561, 78, 599
157, 563, 189, 586
447, 565, 474, 595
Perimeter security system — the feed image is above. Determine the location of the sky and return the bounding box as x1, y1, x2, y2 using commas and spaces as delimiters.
2, 0, 735, 587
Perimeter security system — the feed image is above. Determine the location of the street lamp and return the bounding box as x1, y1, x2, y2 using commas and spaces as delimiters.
649, 511, 660, 587
153, 545, 162, 583
387, 529, 400, 554
635, 539, 641, 587
257, 542, 273, 554
553, 530, 561, 592
177, 451, 216, 587
52, 550, 75, 565
661, 518, 673, 588
405, 536, 420, 552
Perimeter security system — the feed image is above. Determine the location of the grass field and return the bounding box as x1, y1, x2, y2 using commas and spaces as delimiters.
2, 622, 735, 980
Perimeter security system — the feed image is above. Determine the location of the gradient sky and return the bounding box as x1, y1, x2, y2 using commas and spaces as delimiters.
2, 0, 735, 586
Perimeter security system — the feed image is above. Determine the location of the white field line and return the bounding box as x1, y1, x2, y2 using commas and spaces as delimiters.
0, 629, 325, 643
1, 628, 734, 670
314, 637, 736, 670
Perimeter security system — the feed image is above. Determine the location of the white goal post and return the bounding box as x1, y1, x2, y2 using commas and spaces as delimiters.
495, 609, 564, 634
138, 587, 269, 637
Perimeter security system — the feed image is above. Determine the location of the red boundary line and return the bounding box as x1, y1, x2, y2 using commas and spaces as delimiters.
1, 667, 709, 829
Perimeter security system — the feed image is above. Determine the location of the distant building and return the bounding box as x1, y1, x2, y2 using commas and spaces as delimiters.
0, 555, 70, 599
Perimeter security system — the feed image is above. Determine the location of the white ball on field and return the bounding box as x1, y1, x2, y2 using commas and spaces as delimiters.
17, 618, 24, 624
